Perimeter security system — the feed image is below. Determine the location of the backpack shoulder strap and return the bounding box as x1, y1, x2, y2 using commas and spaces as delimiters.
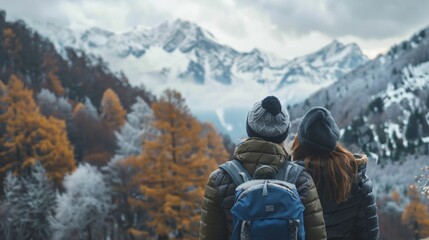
219, 160, 252, 186
278, 161, 305, 185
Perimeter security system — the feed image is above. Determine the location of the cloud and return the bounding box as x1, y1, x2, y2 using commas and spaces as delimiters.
237, 0, 429, 39
2, 0, 249, 37
2, 0, 68, 25
2, 0, 427, 59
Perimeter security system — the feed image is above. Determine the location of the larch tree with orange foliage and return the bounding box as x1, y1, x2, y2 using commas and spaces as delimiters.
101, 88, 126, 130
42, 53, 65, 96
0, 75, 75, 185
402, 185, 429, 240
128, 90, 221, 240
202, 123, 228, 167
1, 27, 22, 67
392, 191, 401, 206
0, 80, 6, 96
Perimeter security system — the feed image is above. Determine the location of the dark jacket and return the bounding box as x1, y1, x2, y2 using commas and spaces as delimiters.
200, 138, 327, 240
296, 154, 379, 240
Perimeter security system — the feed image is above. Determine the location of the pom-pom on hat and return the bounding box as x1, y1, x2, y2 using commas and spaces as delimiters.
298, 107, 340, 153
246, 96, 290, 143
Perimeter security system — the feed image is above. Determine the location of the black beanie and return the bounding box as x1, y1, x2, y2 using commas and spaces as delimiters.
298, 107, 340, 153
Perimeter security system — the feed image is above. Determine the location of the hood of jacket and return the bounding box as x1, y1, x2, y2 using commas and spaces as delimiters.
233, 137, 288, 175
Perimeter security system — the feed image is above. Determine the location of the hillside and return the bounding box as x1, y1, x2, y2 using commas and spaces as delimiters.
289, 26, 429, 161
29, 19, 367, 92
0, 11, 232, 239
288, 26, 429, 206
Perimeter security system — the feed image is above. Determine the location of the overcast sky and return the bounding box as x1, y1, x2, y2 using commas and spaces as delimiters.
2, 0, 429, 59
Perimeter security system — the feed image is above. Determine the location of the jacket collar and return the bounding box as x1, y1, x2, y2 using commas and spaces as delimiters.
233, 138, 288, 175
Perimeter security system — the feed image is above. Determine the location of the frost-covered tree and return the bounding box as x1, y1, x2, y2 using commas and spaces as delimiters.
1, 162, 55, 240
84, 97, 99, 120
50, 163, 111, 240
104, 97, 156, 238
113, 97, 155, 161
37, 88, 72, 120
417, 166, 429, 199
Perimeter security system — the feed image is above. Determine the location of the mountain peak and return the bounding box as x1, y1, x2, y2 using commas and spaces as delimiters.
28, 18, 368, 96
159, 18, 195, 30
327, 39, 342, 47
319, 40, 345, 53
155, 18, 201, 35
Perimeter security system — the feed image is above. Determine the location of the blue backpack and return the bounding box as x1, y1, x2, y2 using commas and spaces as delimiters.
219, 160, 305, 240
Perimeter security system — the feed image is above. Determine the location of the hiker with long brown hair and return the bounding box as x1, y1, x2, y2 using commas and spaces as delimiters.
200, 96, 326, 240
291, 107, 379, 240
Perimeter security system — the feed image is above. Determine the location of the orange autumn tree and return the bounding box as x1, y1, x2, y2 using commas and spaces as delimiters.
0, 75, 75, 185
402, 185, 429, 240
101, 88, 126, 130
2, 28, 22, 66
129, 90, 220, 239
42, 53, 65, 96
0, 80, 6, 96
202, 123, 229, 167
46, 71, 65, 96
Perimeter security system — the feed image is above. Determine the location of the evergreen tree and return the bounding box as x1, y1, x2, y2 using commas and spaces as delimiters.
1, 162, 55, 240
405, 111, 420, 141
71, 98, 115, 166
0, 75, 75, 185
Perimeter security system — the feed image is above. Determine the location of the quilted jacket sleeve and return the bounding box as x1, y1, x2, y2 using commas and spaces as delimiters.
351, 175, 379, 240
296, 171, 327, 240
199, 169, 228, 240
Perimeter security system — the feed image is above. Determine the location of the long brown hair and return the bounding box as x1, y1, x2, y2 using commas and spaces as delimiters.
291, 135, 358, 203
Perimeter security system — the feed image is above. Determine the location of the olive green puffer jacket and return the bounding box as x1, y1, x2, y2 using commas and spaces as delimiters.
200, 138, 327, 240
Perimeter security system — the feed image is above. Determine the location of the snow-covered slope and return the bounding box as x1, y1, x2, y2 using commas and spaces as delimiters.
29, 19, 367, 140
288, 27, 429, 201
29, 19, 367, 107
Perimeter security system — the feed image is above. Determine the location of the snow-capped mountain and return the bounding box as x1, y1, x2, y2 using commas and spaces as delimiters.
29, 19, 367, 140
30, 19, 366, 97
288, 26, 429, 199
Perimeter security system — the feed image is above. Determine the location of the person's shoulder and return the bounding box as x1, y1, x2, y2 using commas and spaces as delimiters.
292, 163, 315, 196
352, 154, 374, 195
208, 165, 233, 187
353, 153, 368, 174
352, 154, 370, 182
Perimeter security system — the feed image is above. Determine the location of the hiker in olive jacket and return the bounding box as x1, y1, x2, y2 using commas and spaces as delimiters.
291, 107, 379, 240
200, 96, 327, 240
